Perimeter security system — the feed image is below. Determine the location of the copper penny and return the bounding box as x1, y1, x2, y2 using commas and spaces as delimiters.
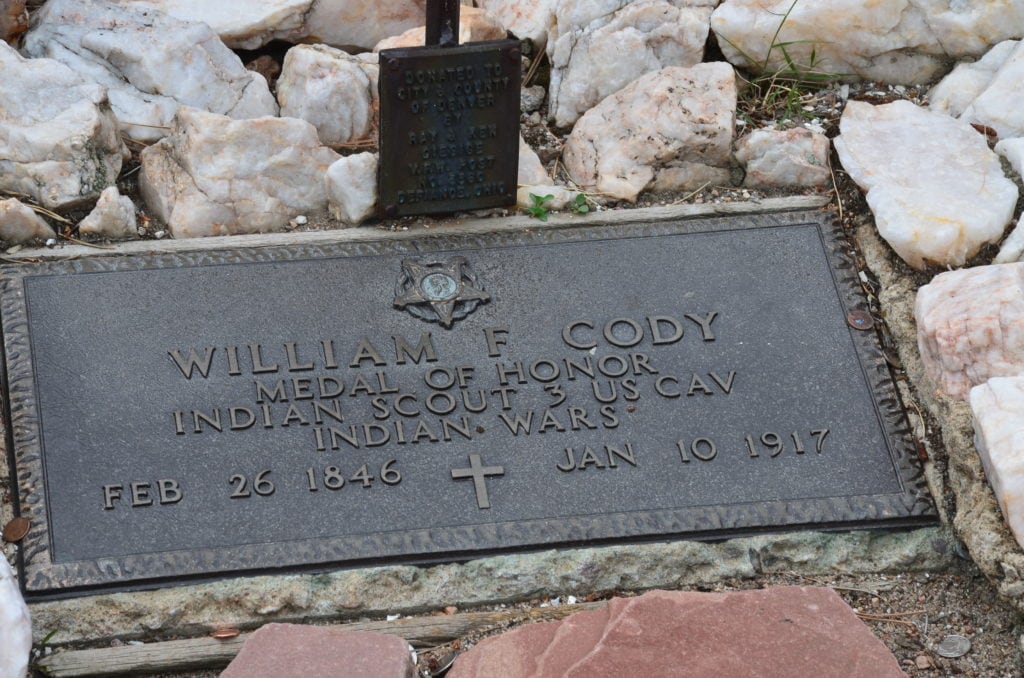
847, 310, 874, 331
210, 628, 241, 640
2, 516, 30, 542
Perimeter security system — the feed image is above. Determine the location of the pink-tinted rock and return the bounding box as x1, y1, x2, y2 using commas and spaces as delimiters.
220, 624, 414, 678
374, 7, 507, 51
450, 587, 905, 678
970, 376, 1024, 550
1, 0, 28, 44
916, 264, 1024, 400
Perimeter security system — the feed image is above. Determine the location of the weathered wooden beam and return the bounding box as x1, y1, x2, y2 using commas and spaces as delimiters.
38, 603, 606, 677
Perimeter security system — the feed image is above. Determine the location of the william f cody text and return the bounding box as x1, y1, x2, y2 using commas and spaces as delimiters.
100, 313, 831, 511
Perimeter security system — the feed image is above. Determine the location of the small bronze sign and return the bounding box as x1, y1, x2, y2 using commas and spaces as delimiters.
377, 5, 520, 218
1, 212, 935, 597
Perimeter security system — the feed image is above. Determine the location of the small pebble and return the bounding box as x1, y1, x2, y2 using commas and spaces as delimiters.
915, 654, 934, 669
386, 614, 400, 621
154, 230, 166, 239
45, 238, 56, 248
295, 215, 308, 225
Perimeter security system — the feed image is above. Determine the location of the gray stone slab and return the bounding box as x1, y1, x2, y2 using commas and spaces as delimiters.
1, 211, 935, 596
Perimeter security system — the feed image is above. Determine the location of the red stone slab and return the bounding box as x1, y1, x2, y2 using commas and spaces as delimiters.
220, 624, 414, 678
449, 587, 906, 678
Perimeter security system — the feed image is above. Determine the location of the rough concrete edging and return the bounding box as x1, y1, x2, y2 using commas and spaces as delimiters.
28, 528, 952, 646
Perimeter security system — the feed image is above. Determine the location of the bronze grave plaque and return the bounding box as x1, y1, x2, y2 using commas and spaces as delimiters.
377, 38, 521, 217
1, 211, 935, 597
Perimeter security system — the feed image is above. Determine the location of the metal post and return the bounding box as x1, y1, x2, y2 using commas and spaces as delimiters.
425, 0, 460, 47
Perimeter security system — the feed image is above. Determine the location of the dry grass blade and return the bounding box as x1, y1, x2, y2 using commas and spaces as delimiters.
524, 49, 546, 88
59, 236, 114, 251
670, 181, 712, 205
27, 204, 72, 224
328, 139, 377, 151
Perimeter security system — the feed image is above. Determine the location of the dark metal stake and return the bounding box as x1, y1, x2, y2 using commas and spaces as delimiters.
425, 0, 460, 47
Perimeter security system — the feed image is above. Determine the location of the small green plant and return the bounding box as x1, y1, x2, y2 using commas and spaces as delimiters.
525, 193, 554, 221
718, 0, 845, 126
570, 193, 590, 214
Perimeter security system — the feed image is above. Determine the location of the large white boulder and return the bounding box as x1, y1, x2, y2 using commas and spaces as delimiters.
277, 45, 379, 147
127, 0, 312, 49
22, 0, 278, 143
970, 376, 1024, 551
834, 100, 1018, 270
298, 0, 426, 51
0, 42, 124, 209
916, 263, 1024, 400
0, 556, 30, 678
562, 63, 736, 201
0, 198, 57, 243
547, 0, 715, 127
79, 186, 139, 239
477, 0, 554, 47
139, 108, 340, 238
712, 0, 1024, 84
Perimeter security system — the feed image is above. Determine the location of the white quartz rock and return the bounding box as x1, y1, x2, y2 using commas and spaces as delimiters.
995, 138, 1024, 264
960, 40, 1024, 140
712, 0, 1024, 84
0, 42, 124, 209
0, 555, 31, 678
734, 127, 830, 188
277, 45, 379, 146
477, 0, 555, 47
970, 376, 1024, 550
562, 63, 736, 201
834, 100, 1018, 270
374, 7, 507, 51
547, 0, 715, 127
297, 0, 427, 51
916, 263, 1024, 400
22, 0, 278, 143
997, 138, 1024, 178
0, 198, 57, 243
139, 108, 340, 238
79, 186, 138, 239
325, 153, 378, 225
929, 40, 1019, 118
519, 135, 549, 186
996, 224, 1024, 266
131, 0, 313, 50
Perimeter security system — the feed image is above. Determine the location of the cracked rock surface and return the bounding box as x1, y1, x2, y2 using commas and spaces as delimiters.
23, 0, 278, 143
562, 63, 735, 201
277, 45, 379, 147
547, 0, 715, 127
0, 41, 124, 209
139, 107, 339, 238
